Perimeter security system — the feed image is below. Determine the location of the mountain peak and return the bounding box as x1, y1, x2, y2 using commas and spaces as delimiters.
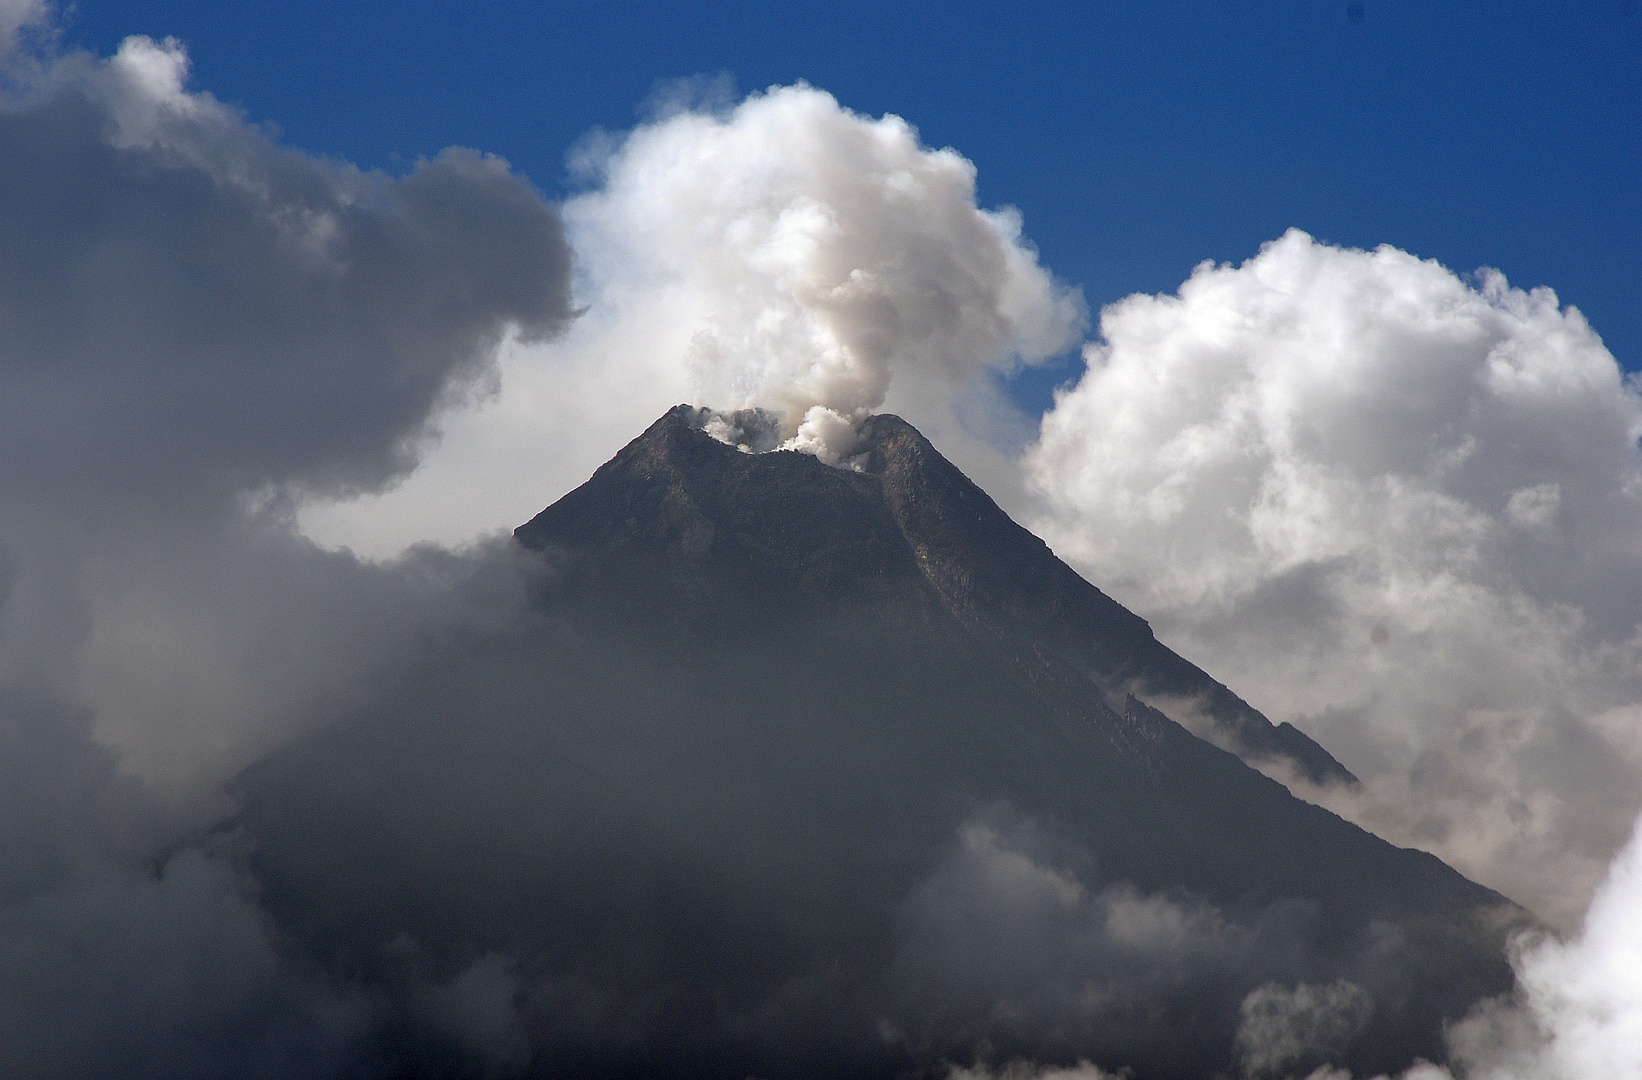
240, 406, 1520, 1080
519, 406, 1354, 786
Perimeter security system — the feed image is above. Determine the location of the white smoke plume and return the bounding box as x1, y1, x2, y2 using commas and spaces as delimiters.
1025, 229, 1642, 931
302, 82, 1084, 552
571, 82, 1084, 460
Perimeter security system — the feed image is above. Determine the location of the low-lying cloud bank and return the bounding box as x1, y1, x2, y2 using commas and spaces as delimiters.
949, 807, 1642, 1080
3, 1, 1642, 1075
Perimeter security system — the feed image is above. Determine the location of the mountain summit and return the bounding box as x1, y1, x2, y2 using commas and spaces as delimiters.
239, 408, 1519, 1080
520, 405, 1354, 787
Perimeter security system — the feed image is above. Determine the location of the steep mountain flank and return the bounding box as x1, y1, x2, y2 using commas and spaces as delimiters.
518, 408, 1352, 785
235, 407, 1521, 1080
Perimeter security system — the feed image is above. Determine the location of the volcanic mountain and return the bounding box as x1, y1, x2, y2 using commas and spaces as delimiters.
521, 407, 1355, 788
236, 408, 1521, 1080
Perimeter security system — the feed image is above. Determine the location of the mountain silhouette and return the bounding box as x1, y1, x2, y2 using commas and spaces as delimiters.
235, 407, 1521, 1080
520, 407, 1355, 787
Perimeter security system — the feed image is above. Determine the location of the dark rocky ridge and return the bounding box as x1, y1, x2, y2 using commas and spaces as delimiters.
233, 407, 1524, 1080
519, 406, 1352, 786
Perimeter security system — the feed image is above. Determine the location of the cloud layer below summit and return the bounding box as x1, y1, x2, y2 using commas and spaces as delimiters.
302, 75, 1642, 938
3, 3, 1642, 1074
295, 33, 1642, 1023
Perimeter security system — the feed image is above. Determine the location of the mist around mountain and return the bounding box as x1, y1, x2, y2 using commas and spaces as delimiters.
233, 408, 1522, 1079
5, 15, 1638, 1074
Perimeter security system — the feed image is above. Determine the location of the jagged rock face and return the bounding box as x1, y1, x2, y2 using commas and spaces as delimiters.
237, 408, 1520, 1080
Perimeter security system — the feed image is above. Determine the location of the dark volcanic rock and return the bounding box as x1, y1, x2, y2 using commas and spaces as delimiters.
518, 407, 1354, 786
236, 407, 1521, 1080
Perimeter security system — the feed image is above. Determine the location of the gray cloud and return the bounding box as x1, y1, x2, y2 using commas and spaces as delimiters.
233, 615, 1472, 1079
0, 21, 573, 785
880, 801, 1491, 1078
0, 14, 574, 1077
0, 845, 369, 1080
1215, 809, 1642, 1080
3, 8, 1638, 1077
0, 35, 571, 507
1235, 979, 1375, 1079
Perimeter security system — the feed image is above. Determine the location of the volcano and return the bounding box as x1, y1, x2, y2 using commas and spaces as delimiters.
237, 408, 1521, 1080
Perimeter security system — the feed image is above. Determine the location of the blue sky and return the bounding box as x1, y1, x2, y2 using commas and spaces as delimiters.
67, 0, 1642, 412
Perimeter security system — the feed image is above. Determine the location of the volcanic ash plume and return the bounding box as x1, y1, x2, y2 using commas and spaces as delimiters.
299, 82, 1086, 553
565, 82, 1087, 463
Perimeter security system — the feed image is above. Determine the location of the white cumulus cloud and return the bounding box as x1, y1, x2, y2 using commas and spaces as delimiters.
1025, 229, 1642, 930
1476, 808, 1642, 1079
302, 82, 1084, 553
1297, 809, 1642, 1080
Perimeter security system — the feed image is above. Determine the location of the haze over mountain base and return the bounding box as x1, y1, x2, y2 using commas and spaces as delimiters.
234, 409, 1521, 1079
2, 10, 1640, 1074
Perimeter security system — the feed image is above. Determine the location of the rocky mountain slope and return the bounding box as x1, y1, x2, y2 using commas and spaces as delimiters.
521, 407, 1354, 786
235, 408, 1521, 1080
